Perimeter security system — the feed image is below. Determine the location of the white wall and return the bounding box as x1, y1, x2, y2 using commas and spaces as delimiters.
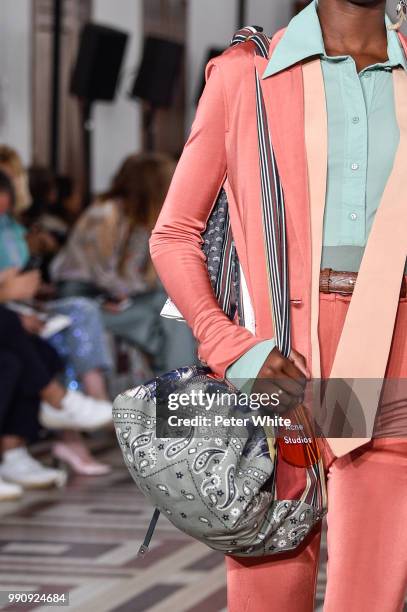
0, 0, 32, 165
185, 0, 289, 130
186, 0, 237, 127
247, 0, 291, 35
0, 0, 400, 179
91, 0, 143, 192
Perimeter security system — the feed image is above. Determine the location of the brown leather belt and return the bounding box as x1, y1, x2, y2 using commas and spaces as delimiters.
320, 268, 407, 298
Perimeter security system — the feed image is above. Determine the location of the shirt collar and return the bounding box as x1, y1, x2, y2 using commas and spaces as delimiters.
262, 0, 407, 79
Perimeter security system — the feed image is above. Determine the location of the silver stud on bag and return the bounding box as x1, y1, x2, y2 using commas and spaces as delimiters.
388, 0, 407, 30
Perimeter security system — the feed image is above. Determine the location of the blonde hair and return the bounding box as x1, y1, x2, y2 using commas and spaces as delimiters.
0, 145, 32, 214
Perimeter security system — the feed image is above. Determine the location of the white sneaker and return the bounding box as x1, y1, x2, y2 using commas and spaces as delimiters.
40, 390, 112, 432
0, 447, 66, 489
0, 476, 23, 500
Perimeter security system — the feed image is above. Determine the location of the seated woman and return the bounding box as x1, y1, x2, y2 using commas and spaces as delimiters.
52, 152, 197, 374
0, 170, 113, 475
26, 166, 68, 229
0, 342, 64, 499
24, 166, 70, 278
0, 271, 113, 494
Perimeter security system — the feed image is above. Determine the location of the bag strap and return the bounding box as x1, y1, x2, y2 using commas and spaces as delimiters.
254, 67, 291, 358
141, 26, 273, 557
137, 507, 160, 557
230, 26, 270, 59
209, 27, 271, 327
229, 26, 292, 358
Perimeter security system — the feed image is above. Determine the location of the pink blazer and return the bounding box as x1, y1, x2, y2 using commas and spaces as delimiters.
150, 29, 407, 385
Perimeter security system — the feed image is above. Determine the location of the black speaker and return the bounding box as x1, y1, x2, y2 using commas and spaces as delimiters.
70, 23, 129, 102
130, 36, 184, 108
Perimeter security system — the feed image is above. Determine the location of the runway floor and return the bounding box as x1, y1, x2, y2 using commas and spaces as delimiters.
0, 443, 402, 612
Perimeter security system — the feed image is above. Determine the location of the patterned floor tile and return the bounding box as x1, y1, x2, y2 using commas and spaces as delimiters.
0, 444, 403, 611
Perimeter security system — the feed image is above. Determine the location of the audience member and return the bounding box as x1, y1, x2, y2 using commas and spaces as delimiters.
52, 152, 197, 373
55, 174, 83, 226
0, 145, 32, 214
26, 166, 69, 246
0, 147, 61, 268
0, 279, 112, 496
0, 169, 113, 476
0, 147, 196, 489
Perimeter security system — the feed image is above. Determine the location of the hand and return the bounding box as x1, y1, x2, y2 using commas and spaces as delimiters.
103, 301, 122, 313
0, 270, 41, 302
102, 298, 130, 313
26, 228, 58, 255
289, 348, 310, 379
37, 282, 57, 300
0, 267, 19, 285
19, 313, 45, 335
252, 347, 309, 413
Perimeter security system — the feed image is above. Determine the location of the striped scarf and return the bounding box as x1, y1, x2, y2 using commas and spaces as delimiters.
203, 26, 291, 358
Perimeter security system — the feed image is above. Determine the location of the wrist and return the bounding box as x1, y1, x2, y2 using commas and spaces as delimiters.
226, 339, 276, 392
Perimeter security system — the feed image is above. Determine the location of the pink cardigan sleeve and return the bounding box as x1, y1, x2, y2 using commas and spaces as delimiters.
150, 61, 260, 378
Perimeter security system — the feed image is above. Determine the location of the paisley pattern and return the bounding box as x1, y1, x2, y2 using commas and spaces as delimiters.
202, 189, 229, 286
202, 188, 241, 322
165, 431, 194, 460
193, 448, 226, 472
113, 366, 326, 557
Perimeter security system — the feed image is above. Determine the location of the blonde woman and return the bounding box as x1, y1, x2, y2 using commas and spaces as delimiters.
0, 145, 31, 214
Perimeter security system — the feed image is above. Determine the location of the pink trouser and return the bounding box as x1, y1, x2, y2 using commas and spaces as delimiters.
226, 293, 407, 612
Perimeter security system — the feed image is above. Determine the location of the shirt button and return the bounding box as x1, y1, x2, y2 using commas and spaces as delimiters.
363, 72, 371, 78
351, 163, 359, 171
352, 116, 360, 124
349, 212, 358, 221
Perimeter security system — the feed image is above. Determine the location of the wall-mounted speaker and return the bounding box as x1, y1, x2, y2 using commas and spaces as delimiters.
70, 23, 129, 102
129, 36, 184, 108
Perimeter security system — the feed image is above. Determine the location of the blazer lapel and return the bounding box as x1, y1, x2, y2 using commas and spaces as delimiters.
325, 67, 407, 457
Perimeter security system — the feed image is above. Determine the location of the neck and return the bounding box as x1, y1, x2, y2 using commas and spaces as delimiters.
317, 0, 387, 58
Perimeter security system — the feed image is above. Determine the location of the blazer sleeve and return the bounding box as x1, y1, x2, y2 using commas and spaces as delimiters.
149, 60, 261, 378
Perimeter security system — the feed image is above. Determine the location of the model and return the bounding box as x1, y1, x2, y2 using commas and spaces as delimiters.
150, 0, 407, 609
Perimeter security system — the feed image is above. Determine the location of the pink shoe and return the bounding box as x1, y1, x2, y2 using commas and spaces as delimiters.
52, 442, 112, 476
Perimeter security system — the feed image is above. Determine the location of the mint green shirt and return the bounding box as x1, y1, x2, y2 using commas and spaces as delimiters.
0, 215, 29, 270
227, 0, 407, 385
